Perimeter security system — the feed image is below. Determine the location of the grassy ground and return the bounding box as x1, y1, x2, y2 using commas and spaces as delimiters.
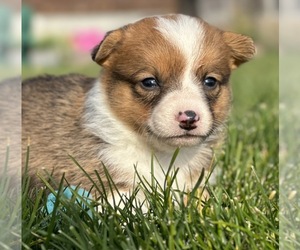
20, 51, 279, 249
0, 151, 21, 249
279, 54, 300, 249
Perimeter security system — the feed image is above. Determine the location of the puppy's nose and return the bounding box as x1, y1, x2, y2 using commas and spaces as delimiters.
177, 110, 199, 131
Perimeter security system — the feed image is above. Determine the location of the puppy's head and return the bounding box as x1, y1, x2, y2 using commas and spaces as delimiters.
92, 14, 255, 148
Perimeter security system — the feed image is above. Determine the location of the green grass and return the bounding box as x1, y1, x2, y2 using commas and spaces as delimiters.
21, 51, 279, 249
0, 147, 21, 249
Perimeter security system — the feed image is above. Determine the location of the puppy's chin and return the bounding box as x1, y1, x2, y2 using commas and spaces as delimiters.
162, 135, 207, 147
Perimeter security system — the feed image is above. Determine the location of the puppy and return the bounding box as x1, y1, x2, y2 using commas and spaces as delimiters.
22, 14, 255, 206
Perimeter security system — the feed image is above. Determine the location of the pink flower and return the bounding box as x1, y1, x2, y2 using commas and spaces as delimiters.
72, 30, 105, 53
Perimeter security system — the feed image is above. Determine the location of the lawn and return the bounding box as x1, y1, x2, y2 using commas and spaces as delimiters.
279, 54, 300, 250
19, 51, 279, 249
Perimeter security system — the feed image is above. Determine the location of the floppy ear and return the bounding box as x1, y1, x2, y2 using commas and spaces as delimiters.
91, 29, 123, 67
223, 31, 256, 69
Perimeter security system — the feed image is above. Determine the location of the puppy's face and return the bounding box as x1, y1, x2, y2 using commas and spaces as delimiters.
92, 14, 255, 148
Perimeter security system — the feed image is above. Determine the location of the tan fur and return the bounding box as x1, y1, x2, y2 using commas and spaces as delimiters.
22, 75, 107, 190
22, 14, 255, 202
94, 16, 254, 142
98, 24, 186, 134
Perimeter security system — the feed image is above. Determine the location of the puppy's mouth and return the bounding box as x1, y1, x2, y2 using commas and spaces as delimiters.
146, 128, 207, 147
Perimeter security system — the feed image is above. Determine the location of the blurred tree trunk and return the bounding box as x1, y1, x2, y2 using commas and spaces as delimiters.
246, 0, 263, 14
232, 0, 263, 15
177, 0, 198, 17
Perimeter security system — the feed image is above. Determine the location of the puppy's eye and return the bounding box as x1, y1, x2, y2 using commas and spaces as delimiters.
141, 78, 159, 90
203, 77, 218, 89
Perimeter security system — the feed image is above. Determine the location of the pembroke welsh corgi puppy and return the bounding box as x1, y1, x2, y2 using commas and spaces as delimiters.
22, 14, 255, 206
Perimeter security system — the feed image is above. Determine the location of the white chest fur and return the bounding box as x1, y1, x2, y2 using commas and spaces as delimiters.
83, 81, 213, 193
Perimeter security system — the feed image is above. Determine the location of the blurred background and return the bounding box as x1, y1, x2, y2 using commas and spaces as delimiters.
0, 0, 20, 80
18, 0, 279, 78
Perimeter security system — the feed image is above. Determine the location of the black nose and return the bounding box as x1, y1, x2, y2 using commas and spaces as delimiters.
178, 110, 199, 131
184, 110, 197, 120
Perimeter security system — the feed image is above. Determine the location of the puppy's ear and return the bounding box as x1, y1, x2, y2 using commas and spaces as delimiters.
91, 29, 123, 67
223, 32, 256, 69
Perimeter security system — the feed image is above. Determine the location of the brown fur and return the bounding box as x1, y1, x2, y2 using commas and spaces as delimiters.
22, 74, 108, 191
98, 22, 187, 134
93, 16, 254, 145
